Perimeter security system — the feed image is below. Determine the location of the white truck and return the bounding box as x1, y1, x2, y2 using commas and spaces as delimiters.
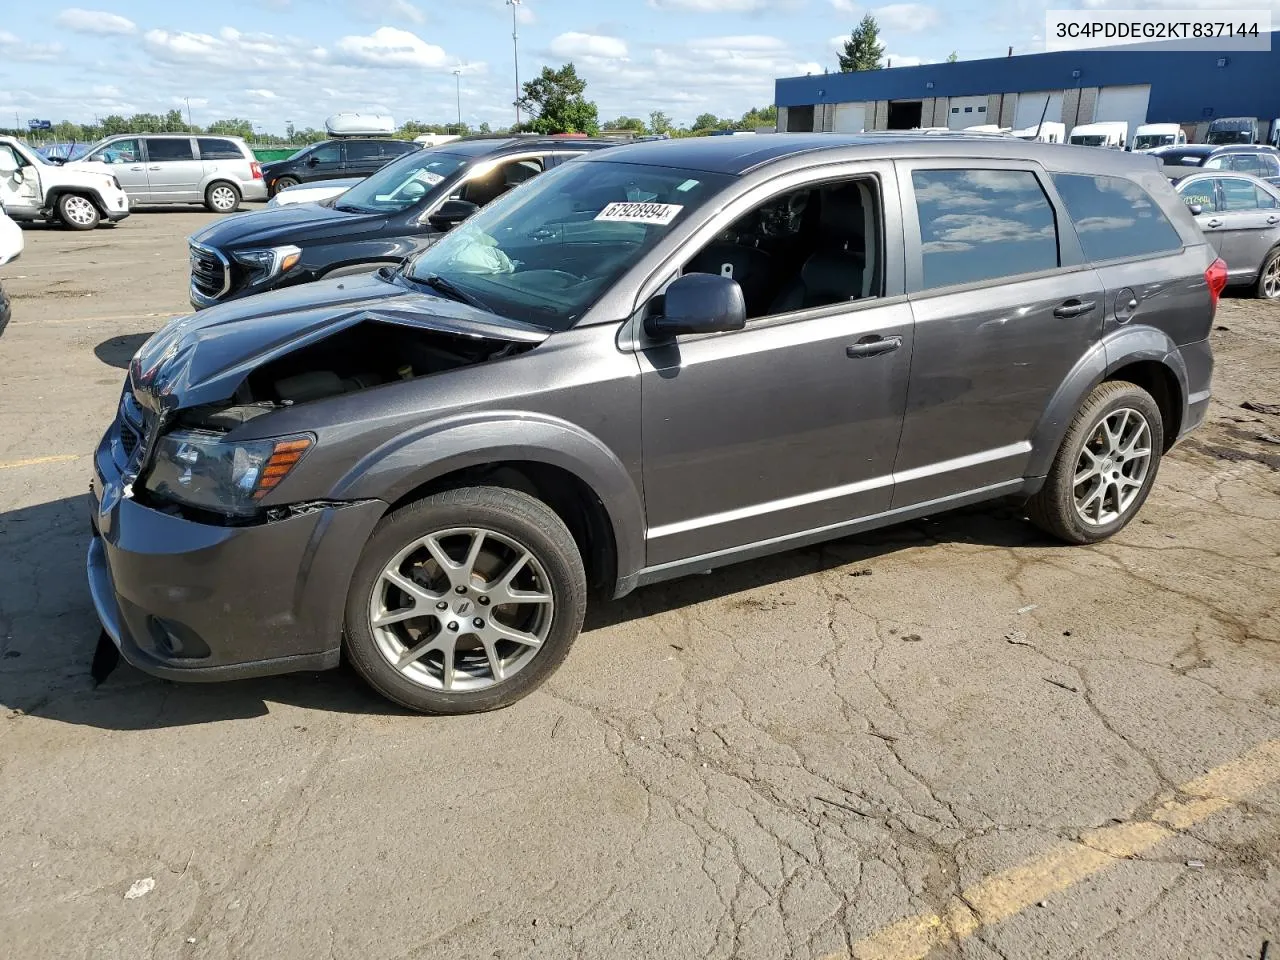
1068, 121, 1128, 149
1130, 123, 1186, 152
0, 135, 130, 230
1012, 121, 1066, 143
0, 203, 21, 335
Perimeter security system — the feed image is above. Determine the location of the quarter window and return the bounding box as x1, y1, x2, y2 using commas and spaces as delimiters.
1220, 177, 1267, 211
1052, 173, 1182, 262
197, 138, 243, 160
145, 138, 195, 162
912, 169, 1058, 290
345, 141, 384, 162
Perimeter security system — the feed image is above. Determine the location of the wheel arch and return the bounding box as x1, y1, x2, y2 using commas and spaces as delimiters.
43, 185, 108, 215
331, 412, 645, 598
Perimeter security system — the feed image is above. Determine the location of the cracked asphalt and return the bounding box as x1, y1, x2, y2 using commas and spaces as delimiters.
1, 209, 1278, 960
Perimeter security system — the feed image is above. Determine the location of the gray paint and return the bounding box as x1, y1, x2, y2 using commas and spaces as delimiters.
88, 134, 1218, 682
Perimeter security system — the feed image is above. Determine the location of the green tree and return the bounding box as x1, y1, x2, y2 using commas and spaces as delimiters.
946, 51, 959, 63
478, 121, 492, 134
607, 115, 647, 133
517, 63, 600, 135
838, 14, 885, 72
648, 110, 672, 135
736, 104, 778, 130
692, 112, 723, 131
206, 118, 254, 138
163, 109, 186, 132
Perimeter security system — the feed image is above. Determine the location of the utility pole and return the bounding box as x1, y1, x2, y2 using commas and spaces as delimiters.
453, 69, 462, 133
507, 0, 522, 128
184, 97, 192, 129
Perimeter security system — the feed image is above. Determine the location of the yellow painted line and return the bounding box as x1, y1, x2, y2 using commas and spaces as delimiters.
0, 454, 83, 470
835, 738, 1280, 960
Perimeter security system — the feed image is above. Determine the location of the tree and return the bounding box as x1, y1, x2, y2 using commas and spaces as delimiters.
736, 104, 778, 130
692, 112, 722, 131
517, 63, 600, 135
607, 115, 647, 133
478, 121, 492, 134
648, 110, 672, 136
206, 118, 254, 138
946, 51, 959, 63
838, 14, 885, 72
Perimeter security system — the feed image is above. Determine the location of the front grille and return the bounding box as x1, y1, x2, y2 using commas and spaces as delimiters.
189, 242, 231, 300
116, 390, 146, 468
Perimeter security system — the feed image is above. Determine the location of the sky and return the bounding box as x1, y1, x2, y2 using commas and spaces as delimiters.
1, 0, 1274, 132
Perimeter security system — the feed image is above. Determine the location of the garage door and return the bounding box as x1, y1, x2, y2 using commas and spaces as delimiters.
834, 102, 866, 133
1094, 84, 1151, 141
948, 96, 990, 130
1014, 91, 1064, 130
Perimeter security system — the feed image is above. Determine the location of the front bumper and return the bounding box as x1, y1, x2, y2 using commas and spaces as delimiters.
87, 425, 384, 682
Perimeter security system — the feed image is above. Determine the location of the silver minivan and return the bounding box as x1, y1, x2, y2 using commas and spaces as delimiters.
72, 134, 268, 212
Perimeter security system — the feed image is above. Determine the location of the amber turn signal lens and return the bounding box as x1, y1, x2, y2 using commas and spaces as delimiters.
251, 436, 314, 500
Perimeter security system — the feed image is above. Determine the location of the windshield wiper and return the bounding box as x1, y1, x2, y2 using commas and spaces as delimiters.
420, 274, 494, 313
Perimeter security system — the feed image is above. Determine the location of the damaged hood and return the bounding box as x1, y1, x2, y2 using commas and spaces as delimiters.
128, 272, 550, 413
190, 202, 391, 250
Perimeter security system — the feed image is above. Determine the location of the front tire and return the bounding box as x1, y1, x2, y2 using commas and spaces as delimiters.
205, 182, 241, 214
343, 486, 587, 715
1257, 247, 1280, 300
271, 176, 299, 196
57, 193, 100, 230
1027, 380, 1164, 544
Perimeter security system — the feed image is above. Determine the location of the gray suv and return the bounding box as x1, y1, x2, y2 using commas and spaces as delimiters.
72, 134, 267, 212
88, 134, 1220, 714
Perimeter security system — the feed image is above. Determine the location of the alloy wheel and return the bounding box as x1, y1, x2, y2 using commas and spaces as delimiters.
210, 186, 237, 212
62, 196, 97, 226
1072, 407, 1153, 526
368, 527, 555, 693
1263, 254, 1280, 299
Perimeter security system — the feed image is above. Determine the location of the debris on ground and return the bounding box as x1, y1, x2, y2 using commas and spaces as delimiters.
1005, 631, 1033, 646
1256, 434, 1280, 445
124, 878, 155, 900
1242, 401, 1280, 416
902, 634, 923, 643
1044, 678, 1079, 693
848, 568, 874, 577
1017, 604, 1039, 614
1185, 859, 1205, 869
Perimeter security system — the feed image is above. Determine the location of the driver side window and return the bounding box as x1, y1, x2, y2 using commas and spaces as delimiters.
0, 144, 22, 173
678, 176, 883, 321
456, 157, 545, 207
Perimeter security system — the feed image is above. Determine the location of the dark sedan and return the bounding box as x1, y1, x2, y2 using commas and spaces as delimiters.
188, 136, 615, 309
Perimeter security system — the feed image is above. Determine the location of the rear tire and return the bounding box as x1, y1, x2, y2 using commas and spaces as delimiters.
271, 176, 300, 196
343, 486, 587, 715
205, 182, 241, 214
0, 282, 10, 337
1256, 247, 1280, 300
57, 193, 100, 230
1027, 380, 1164, 544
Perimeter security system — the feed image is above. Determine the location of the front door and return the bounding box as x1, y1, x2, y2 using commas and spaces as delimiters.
892, 161, 1105, 506
638, 164, 914, 566
0, 144, 41, 216
1212, 176, 1280, 279
86, 138, 147, 201
303, 142, 343, 182
143, 137, 201, 202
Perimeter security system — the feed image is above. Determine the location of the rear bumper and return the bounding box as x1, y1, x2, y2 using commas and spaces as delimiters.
239, 179, 268, 203
87, 429, 384, 682
1176, 338, 1213, 441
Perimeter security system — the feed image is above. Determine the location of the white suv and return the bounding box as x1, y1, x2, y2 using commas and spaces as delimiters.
71, 134, 267, 213
0, 202, 21, 334
0, 136, 130, 230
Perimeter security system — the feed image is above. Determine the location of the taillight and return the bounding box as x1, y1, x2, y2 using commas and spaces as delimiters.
250, 161, 263, 180
1205, 257, 1228, 313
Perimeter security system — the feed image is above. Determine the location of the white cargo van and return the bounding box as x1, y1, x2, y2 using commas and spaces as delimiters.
1069, 121, 1128, 149
1130, 123, 1185, 152
1012, 121, 1065, 143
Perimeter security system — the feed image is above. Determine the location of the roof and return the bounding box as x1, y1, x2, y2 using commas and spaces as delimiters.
584, 131, 1165, 176
436, 136, 617, 158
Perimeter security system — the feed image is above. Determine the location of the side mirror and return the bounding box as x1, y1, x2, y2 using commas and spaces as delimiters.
429, 198, 480, 231
306, 156, 320, 167
1188, 203, 1204, 216
644, 273, 746, 339
11, 168, 23, 184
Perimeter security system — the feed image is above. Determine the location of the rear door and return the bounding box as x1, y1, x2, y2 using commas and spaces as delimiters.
342, 140, 385, 177
893, 161, 1105, 506
198, 137, 250, 186
143, 137, 201, 202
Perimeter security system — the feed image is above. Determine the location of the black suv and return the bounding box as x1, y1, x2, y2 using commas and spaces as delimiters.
1152, 144, 1280, 187
189, 136, 615, 309
98, 134, 1219, 714
260, 138, 421, 196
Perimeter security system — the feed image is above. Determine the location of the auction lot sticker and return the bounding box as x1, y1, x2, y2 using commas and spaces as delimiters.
595, 202, 684, 225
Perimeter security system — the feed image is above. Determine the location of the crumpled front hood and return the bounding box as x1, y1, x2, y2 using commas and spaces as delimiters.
128, 273, 550, 412
190, 201, 389, 249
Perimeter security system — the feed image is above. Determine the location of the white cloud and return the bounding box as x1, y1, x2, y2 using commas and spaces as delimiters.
334, 27, 447, 68
686, 35, 788, 51
873, 3, 941, 32
648, 0, 775, 10
830, 0, 861, 11
884, 51, 931, 66
0, 30, 18, 44
142, 27, 318, 69
248, 89, 280, 100
55, 8, 137, 35
0, 31, 64, 62
549, 32, 629, 60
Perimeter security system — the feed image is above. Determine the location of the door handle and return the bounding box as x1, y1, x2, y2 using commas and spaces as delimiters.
846, 335, 902, 358
149, 166, 161, 171
1053, 299, 1097, 319
130, 166, 143, 171
1268, 216, 1280, 224
1205, 218, 1223, 228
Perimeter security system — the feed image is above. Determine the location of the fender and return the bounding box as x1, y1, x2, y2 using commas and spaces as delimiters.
330, 410, 647, 587
43, 184, 108, 215
1025, 324, 1188, 479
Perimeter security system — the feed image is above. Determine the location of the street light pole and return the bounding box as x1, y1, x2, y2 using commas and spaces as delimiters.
184, 97, 192, 129
453, 69, 462, 133
507, 0, 522, 128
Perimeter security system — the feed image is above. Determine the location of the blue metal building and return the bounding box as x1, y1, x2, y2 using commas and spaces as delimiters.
774, 32, 1280, 141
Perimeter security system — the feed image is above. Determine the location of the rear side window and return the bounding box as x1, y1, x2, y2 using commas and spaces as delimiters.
197, 138, 243, 160
145, 138, 194, 162
912, 169, 1058, 290
1219, 177, 1273, 211
1229, 152, 1280, 178
382, 141, 416, 158
1052, 174, 1182, 262
345, 141, 384, 162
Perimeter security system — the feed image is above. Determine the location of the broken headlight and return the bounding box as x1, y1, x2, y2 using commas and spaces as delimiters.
232, 245, 302, 283
145, 430, 313, 516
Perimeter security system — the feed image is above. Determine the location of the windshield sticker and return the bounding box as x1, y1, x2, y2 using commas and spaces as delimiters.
676, 179, 700, 192
415, 170, 445, 186
595, 202, 684, 225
